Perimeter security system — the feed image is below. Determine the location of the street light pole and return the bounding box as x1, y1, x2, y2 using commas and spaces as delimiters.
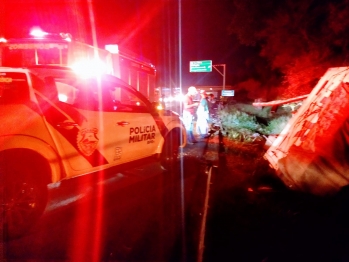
213, 64, 226, 90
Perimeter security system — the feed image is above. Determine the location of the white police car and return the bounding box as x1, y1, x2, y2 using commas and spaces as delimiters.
0, 66, 186, 238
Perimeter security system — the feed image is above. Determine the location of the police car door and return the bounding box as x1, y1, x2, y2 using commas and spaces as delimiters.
105, 81, 161, 164
55, 77, 161, 170
38, 75, 161, 175
39, 77, 110, 174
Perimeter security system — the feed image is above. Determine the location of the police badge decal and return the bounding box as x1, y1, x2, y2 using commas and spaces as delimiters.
77, 128, 99, 156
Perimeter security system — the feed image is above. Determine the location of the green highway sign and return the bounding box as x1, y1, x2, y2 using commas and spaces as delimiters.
190, 60, 212, 72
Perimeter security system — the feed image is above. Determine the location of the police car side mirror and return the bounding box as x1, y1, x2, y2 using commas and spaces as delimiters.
44, 76, 59, 102
149, 101, 162, 114
152, 101, 164, 110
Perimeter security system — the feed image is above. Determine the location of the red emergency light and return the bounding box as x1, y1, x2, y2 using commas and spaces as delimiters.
30, 28, 48, 38
29, 28, 72, 42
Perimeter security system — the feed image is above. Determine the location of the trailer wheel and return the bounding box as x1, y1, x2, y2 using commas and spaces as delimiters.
0, 151, 48, 240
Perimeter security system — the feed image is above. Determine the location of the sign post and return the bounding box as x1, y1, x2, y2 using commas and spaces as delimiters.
213, 64, 226, 90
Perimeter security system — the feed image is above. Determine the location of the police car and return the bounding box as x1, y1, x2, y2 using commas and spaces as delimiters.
0, 66, 186, 238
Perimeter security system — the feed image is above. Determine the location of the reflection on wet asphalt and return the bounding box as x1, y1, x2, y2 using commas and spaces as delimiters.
2, 153, 211, 261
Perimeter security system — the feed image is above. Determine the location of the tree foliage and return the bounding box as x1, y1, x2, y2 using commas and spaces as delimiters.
229, 0, 349, 99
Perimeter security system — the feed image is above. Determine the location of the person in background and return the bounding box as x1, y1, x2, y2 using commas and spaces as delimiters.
196, 90, 210, 139
183, 86, 199, 144
218, 97, 225, 111
207, 93, 216, 116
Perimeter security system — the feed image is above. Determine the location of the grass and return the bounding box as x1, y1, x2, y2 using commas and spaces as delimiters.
217, 103, 291, 141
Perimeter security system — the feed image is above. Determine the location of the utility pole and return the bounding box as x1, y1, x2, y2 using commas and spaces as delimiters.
213, 64, 226, 90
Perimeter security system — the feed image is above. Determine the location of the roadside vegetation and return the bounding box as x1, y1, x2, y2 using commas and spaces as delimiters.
216, 102, 294, 143
210, 101, 298, 188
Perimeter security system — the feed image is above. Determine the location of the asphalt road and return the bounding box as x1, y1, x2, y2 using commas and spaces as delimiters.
2, 146, 214, 261
3, 135, 349, 262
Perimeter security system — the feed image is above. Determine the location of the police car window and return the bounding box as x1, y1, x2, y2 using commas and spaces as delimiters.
51, 77, 149, 113
110, 86, 149, 113
56, 81, 78, 105
71, 79, 99, 111
51, 77, 95, 110
54, 78, 115, 112
33, 75, 60, 102
0, 72, 30, 104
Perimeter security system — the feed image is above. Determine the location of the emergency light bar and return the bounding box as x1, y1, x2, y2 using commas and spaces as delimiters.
30, 29, 48, 38
29, 29, 72, 42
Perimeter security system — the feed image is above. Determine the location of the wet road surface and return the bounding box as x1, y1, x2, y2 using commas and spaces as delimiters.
3, 134, 349, 262
2, 148, 212, 261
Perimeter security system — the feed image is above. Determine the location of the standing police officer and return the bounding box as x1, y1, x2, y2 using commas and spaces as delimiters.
183, 86, 199, 144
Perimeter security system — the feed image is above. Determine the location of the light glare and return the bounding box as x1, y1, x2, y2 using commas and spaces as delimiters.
70, 59, 108, 78
30, 28, 48, 38
105, 44, 119, 54
58, 94, 68, 102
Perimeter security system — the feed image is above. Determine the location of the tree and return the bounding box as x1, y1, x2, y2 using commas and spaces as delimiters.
228, 0, 349, 99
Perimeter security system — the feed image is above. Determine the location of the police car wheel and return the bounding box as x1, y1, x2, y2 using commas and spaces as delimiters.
0, 151, 48, 240
160, 131, 180, 170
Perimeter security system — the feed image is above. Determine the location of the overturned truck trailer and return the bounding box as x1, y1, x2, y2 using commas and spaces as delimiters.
265, 67, 349, 196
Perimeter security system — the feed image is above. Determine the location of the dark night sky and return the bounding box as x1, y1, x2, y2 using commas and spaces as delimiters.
0, 0, 238, 88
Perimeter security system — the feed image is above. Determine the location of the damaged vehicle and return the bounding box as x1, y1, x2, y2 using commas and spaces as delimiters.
262, 67, 349, 196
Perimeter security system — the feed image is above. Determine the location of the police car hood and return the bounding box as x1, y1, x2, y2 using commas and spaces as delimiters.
158, 109, 182, 124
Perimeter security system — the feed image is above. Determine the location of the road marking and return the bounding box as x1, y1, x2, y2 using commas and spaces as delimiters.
197, 164, 213, 262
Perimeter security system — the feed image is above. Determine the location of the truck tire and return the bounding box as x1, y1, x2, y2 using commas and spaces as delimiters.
160, 131, 180, 170
0, 150, 48, 240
